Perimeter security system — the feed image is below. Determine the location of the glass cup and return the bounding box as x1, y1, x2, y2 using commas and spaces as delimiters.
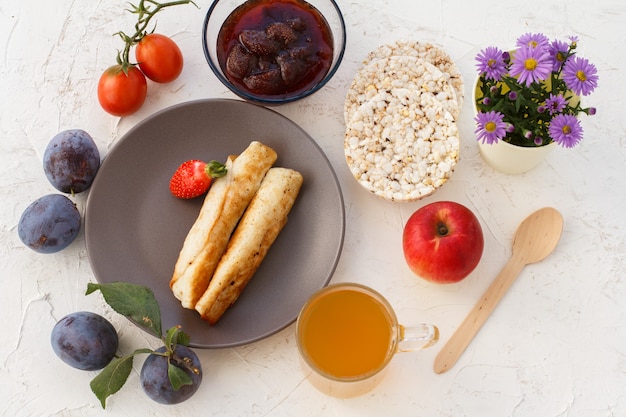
296, 282, 439, 398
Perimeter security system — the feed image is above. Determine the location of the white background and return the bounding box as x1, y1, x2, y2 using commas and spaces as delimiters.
1, 0, 625, 416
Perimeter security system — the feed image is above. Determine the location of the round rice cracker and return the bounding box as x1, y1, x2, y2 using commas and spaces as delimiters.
365, 39, 464, 109
344, 54, 460, 125
344, 88, 460, 202
344, 54, 391, 124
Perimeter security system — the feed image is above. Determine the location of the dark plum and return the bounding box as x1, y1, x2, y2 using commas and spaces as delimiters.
18, 194, 81, 253
43, 129, 100, 194
51, 311, 119, 371
140, 345, 202, 404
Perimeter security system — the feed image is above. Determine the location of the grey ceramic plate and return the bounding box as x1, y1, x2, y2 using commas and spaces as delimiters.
85, 99, 345, 348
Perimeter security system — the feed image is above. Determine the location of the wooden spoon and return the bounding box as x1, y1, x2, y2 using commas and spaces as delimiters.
433, 207, 563, 374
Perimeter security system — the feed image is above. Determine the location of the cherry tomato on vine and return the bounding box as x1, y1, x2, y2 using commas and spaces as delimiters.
97, 65, 147, 117
135, 34, 184, 83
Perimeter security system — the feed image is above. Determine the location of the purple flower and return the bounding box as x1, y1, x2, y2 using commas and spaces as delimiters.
476, 46, 507, 80
510, 46, 552, 87
548, 39, 570, 71
549, 114, 583, 147
516, 33, 550, 49
563, 56, 599, 96
545, 93, 568, 115
475, 111, 507, 144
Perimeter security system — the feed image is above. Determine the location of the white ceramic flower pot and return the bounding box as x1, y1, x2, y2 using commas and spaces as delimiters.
477, 139, 557, 174
473, 76, 557, 174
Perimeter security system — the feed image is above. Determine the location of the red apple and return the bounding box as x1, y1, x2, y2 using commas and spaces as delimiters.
403, 201, 484, 284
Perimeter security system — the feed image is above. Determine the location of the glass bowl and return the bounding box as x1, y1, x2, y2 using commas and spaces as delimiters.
202, 0, 346, 105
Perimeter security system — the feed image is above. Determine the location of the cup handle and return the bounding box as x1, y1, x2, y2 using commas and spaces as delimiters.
397, 324, 439, 352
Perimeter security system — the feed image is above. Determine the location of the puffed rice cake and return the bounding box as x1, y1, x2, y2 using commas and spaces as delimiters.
344, 41, 462, 202
367, 40, 464, 110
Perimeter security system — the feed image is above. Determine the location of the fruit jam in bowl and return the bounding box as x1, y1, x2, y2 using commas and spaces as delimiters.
202, 0, 346, 105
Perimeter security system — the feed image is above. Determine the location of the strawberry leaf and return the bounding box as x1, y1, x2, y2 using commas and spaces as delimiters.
86, 282, 162, 337
205, 160, 227, 178
90, 349, 153, 409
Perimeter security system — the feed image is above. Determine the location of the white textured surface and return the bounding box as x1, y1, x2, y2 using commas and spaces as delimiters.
1, 0, 625, 416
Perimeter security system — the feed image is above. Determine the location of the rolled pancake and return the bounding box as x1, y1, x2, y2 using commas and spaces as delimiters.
170, 141, 277, 309
195, 167, 303, 324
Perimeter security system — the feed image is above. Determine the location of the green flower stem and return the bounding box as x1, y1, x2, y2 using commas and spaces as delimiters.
115, 0, 197, 72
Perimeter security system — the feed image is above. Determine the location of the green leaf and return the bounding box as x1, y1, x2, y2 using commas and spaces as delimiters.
164, 325, 180, 349
163, 326, 191, 351
90, 356, 132, 409
86, 282, 162, 337
176, 330, 190, 347
168, 361, 193, 391
90, 349, 154, 408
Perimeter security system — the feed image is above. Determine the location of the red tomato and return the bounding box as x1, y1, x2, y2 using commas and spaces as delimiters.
135, 34, 184, 83
97, 65, 147, 117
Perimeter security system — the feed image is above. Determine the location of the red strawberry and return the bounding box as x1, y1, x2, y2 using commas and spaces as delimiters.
169, 159, 227, 199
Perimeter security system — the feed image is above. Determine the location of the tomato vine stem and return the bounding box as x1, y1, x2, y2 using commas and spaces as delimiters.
114, 0, 197, 73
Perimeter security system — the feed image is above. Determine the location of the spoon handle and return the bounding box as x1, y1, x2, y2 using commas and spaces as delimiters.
433, 255, 526, 374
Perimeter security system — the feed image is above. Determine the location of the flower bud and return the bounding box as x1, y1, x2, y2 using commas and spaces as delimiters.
482, 97, 491, 105
506, 123, 515, 133
508, 91, 517, 100
588, 107, 597, 115
524, 130, 534, 139
537, 105, 546, 113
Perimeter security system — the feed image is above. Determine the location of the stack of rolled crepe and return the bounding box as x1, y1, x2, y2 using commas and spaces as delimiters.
170, 141, 303, 325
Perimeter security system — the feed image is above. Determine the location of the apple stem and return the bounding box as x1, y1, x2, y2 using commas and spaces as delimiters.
437, 222, 449, 236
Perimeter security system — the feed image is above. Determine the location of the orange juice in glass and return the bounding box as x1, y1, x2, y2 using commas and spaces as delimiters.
296, 282, 439, 397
